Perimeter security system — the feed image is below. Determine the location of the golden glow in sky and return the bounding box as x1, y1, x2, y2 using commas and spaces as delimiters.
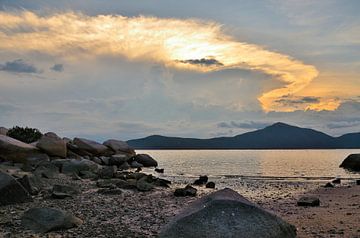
0, 11, 340, 112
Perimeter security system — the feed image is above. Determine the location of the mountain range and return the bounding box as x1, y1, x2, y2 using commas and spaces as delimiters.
127, 122, 360, 149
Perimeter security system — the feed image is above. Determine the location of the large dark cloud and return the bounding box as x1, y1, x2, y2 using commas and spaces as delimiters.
178, 58, 223, 67
217, 121, 270, 129
50, 64, 64, 72
0, 59, 41, 74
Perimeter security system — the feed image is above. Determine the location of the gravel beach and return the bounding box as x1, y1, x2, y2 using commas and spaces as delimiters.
1, 172, 359, 238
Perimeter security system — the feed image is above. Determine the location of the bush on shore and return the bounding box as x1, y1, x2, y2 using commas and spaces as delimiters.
6, 126, 42, 143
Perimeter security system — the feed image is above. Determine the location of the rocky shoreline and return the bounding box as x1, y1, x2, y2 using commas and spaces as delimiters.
1, 127, 360, 237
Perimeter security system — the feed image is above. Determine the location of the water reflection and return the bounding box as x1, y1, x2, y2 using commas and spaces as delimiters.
138, 149, 360, 179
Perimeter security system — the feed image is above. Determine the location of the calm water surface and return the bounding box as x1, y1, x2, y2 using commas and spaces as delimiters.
138, 149, 360, 180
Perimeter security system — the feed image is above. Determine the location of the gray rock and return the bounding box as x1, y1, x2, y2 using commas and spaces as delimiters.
21, 207, 83, 233
0, 135, 45, 163
109, 154, 129, 166
52, 184, 79, 199
130, 161, 143, 168
97, 188, 123, 195
91, 157, 103, 165
73, 138, 110, 156
22, 155, 50, 172
99, 166, 117, 179
0, 127, 8, 135
340, 154, 360, 171
194, 175, 208, 185
61, 158, 100, 175
33, 161, 60, 179
297, 196, 320, 207
103, 139, 135, 155
118, 161, 131, 170
206, 182, 216, 188
0, 171, 33, 205
174, 185, 197, 197
79, 170, 98, 179
116, 179, 137, 189
160, 188, 296, 238
36, 134, 67, 158
17, 174, 42, 195
136, 175, 155, 192
96, 179, 122, 188
134, 154, 158, 167
100, 156, 110, 165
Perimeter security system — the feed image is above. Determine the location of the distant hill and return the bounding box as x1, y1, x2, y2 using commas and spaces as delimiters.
127, 122, 360, 149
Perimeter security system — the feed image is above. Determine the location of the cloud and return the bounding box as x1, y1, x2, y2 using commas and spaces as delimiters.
217, 121, 270, 129
0, 10, 329, 112
178, 58, 223, 66
0, 59, 41, 73
327, 121, 360, 129
50, 63, 64, 72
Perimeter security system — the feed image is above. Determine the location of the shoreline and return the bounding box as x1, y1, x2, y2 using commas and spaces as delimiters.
1, 172, 358, 237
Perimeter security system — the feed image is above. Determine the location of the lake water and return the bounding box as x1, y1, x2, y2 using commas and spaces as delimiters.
138, 149, 360, 181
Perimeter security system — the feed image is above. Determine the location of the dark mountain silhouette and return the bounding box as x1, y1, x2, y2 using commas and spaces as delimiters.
127, 122, 360, 149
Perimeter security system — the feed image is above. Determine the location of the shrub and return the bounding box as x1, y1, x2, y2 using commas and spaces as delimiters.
6, 126, 42, 143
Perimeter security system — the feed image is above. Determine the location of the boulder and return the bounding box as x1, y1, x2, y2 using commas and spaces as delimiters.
324, 182, 334, 188
73, 138, 110, 156
193, 175, 208, 185
61, 158, 100, 176
340, 154, 360, 171
21, 207, 83, 233
130, 161, 143, 168
174, 185, 197, 197
33, 161, 60, 179
136, 175, 155, 192
0, 171, 33, 205
134, 154, 158, 167
160, 188, 296, 238
91, 157, 103, 165
17, 174, 42, 195
332, 178, 341, 184
0, 135, 45, 163
297, 196, 320, 207
52, 184, 79, 199
0, 127, 8, 135
109, 154, 129, 166
103, 139, 135, 155
99, 166, 117, 179
36, 133, 67, 158
22, 155, 50, 172
356, 180, 360, 185
206, 182, 215, 189
118, 161, 131, 170
154, 178, 171, 188
155, 168, 164, 173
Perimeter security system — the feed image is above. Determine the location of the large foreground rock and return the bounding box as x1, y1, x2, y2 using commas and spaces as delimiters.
73, 138, 110, 156
134, 154, 158, 167
0, 135, 45, 163
160, 188, 296, 238
103, 139, 135, 155
0, 171, 33, 205
340, 154, 360, 171
36, 133, 67, 158
21, 207, 83, 233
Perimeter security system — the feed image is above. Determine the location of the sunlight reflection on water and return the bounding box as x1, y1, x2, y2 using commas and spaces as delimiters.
138, 149, 360, 179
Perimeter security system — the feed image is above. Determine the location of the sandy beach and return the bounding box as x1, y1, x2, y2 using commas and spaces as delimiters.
0, 173, 359, 238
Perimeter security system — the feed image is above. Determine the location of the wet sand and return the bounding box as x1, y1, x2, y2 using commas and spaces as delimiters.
0, 174, 359, 237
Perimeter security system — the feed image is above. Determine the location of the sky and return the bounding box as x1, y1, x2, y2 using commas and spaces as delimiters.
0, 0, 359, 140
